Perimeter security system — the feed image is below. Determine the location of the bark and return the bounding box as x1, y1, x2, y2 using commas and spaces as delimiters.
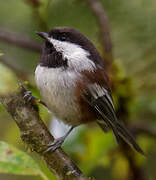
0, 86, 88, 180
86, 0, 113, 69
0, 28, 41, 52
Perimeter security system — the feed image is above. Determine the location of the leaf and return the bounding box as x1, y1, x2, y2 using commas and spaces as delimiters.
0, 141, 48, 180
0, 53, 3, 56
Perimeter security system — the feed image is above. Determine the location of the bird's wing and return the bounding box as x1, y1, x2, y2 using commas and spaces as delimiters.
82, 83, 144, 155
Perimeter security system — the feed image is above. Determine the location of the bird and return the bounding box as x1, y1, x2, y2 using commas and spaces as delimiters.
34, 26, 144, 155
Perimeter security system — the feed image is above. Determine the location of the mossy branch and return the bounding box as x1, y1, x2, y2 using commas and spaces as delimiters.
0, 86, 88, 180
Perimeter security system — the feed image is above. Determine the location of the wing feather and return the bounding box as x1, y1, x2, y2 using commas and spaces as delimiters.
83, 84, 145, 156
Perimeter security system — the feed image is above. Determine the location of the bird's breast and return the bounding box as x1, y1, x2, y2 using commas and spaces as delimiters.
35, 65, 82, 126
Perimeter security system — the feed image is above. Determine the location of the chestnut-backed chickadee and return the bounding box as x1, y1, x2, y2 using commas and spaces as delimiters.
35, 27, 144, 155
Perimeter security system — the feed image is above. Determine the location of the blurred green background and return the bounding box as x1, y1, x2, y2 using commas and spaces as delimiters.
0, 0, 156, 180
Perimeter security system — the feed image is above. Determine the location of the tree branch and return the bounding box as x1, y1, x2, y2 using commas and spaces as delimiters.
130, 123, 156, 139
0, 86, 88, 180
24, 0, 48, 31
117, 108, 146, 180
86, 0, 113, 66
0, 28, 41, 52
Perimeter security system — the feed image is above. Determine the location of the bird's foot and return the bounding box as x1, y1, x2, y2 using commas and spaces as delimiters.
44, 137, 65, 153
23, 91, 40, 104
43, 126, 74, 153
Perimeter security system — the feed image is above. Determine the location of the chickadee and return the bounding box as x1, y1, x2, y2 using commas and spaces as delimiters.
35, 27, 144, 155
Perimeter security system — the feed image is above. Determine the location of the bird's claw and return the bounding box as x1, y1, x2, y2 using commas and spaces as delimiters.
44, 137, 65, 153
23, 91, 38, 104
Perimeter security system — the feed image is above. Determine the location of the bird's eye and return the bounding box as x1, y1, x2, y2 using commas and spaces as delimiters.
59, 33, 67, 41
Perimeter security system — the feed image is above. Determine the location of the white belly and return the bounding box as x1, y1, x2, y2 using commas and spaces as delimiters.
35, 65, 81, 126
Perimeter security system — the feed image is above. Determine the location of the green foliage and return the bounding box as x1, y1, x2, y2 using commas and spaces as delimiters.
80, 129, 115, 173
0, 141, 48, 180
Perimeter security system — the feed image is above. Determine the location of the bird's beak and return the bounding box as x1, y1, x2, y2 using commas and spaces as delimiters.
36, 31, 49, 40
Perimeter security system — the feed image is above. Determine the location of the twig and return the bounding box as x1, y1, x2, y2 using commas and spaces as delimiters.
33, 8, 48, 31
0, 28, 41, 52
117, 109, 146, 180
86, 0, 113, 66
130, 123, 156, 139
120, 143, 147, 180
0, 86, 88, 180
24, 0, 48, 31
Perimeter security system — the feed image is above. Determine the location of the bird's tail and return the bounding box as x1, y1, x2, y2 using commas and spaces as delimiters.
84, 90, 145, 156
114, 121, 145, 156
98, 119, 145, 156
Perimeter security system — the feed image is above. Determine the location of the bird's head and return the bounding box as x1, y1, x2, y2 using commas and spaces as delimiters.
36, 27, 103, 70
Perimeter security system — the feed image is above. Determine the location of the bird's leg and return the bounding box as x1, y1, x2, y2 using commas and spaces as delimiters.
23, 90, 47, 107
44, 126, 75, 153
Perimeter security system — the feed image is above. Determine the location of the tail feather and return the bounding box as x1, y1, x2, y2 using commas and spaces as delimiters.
95, 103, 145, 156
115, 122, 145, 156
98, 118, 145, 156
94, 97, 145, 156
84, 92, 145, 156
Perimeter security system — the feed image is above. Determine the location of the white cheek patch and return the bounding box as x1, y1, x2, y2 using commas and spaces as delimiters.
48, 37, 95, 72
